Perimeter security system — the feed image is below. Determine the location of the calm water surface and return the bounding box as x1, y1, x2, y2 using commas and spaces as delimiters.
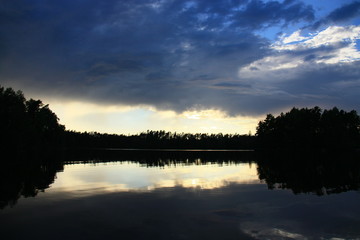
1, 150, 360, 240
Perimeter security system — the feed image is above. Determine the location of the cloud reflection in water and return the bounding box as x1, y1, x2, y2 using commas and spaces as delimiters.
48, 161, 260, 196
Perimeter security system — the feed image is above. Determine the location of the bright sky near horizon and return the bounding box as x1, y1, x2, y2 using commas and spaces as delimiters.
1, 0, 360, 134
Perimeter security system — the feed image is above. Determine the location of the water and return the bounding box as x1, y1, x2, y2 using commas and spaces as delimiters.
1, 150, 360, 240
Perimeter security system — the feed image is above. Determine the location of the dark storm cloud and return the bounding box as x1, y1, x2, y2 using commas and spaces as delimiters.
311, 1, 360, 29
231, 0, 314, 29
1, 0, 359, 116
272, 62, 360, 111
326, 1, 360, 22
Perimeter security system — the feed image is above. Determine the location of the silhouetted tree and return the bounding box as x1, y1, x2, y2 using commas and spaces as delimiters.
0, 87, 26, 152
26, 98, 65, 146
256, 107, 360, 149
0, 86, 65, 158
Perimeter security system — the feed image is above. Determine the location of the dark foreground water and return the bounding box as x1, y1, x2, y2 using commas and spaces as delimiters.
1, 150, 360, 240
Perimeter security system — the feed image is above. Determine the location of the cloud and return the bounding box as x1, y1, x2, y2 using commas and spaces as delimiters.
238, 25, 360, 77
1, 0, 360, 118
312, 1, 360, 29
231, 0, 314, 29
237, 25, 360, 112
270, 25, 360, 64
326, 1, 360, 22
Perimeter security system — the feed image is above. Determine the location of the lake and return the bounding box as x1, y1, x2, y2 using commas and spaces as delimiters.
1, 149, 360, 240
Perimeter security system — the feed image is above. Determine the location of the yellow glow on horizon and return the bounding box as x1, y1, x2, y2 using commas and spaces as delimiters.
182, 109, 222, 120
46, 100, 261, 135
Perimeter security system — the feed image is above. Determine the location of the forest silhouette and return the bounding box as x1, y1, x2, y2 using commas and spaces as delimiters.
256, 106, 360, 150
0, 86, 65, 159
1, 86, 360, 156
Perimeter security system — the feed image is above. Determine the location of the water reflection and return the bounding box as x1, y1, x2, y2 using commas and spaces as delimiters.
2, 149, 360, 209
0, 160, 63, 209
66, 148, 255, 166
1, 150, 360, 240
257, 150, 360, 195
0, 150, 256, 208
49, 161, 259, 196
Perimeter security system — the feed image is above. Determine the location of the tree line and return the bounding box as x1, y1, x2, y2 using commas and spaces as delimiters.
1, 86, 360, 159
256, 106, 360, 149
65, 130, 255, 150
0, 86, 255, 158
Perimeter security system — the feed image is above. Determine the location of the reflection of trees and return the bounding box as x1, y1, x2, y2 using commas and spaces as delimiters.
0, 150, 254, 209
65, 149, 255, 168
256, 150, 360, 195
2, 149, 360, 209
0, 160, 64, 209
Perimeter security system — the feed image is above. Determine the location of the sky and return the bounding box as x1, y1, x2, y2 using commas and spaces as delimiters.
1, 0, 360, 134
